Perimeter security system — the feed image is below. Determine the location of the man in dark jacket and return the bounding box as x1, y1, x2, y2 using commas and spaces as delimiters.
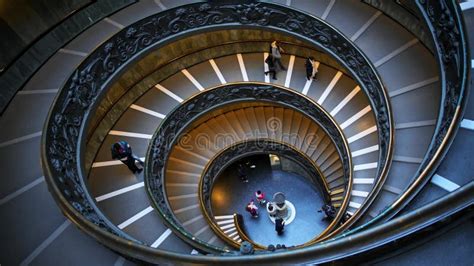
305, 57, 313, 80
275, 217, 285, 235
264, 54, 278, 80
111, 140, 144, 173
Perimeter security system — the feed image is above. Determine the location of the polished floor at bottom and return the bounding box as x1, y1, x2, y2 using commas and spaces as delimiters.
211, 155, 329, 247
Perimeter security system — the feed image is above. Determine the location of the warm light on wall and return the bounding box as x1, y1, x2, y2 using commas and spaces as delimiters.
212, 185, 226, 208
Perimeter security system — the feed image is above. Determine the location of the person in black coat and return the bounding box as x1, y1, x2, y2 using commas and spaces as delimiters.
275, 217, 285, 235
237, 162, 249, 183
305, 57, 313, 80
264, 54, 277, 80
111, 140, 144, 174
318, 204, 336, 220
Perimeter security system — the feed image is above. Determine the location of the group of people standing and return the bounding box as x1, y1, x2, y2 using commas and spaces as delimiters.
245, 190, 266, 218
245, 190, 286, 235
265, 41, 319, 81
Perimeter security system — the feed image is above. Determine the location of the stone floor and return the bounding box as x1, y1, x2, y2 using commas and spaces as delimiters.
211, 155, 329, 247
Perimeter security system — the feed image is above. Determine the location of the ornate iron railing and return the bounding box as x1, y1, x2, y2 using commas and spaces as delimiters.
41, 0, 399, 262
341, 0, 471, 235
146, 83, 352, 252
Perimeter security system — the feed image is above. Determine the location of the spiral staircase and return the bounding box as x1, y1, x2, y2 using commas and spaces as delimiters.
0, 0, 473, 265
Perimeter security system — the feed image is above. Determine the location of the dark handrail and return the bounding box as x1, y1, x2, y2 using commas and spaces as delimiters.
40, 0, 470, 264
83, 39, 350, 151
45, 178, 474, 265
234, 214, 267, 250
42, 1, 393, 262
146, 83, 352, 253
346, 0, 471, 232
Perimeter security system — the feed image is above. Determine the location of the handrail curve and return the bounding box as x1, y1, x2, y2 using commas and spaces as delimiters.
146, 83, 352, 252
41, 1, 401, 261
343, 0, 471, 234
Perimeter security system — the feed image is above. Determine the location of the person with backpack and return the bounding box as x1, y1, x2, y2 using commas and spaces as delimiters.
111, 140, 144, 174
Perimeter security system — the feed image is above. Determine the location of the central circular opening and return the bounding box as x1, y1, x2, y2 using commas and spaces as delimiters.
210, 153, 329, 247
